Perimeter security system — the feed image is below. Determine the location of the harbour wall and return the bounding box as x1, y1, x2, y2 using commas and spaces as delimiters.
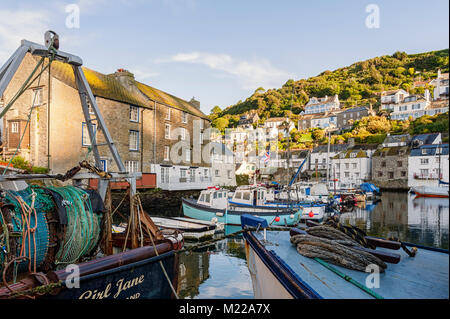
111, 189, 201, 220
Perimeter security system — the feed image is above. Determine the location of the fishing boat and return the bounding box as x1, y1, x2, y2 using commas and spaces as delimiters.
182, 187, 302, 226
410, 185, 449, 198
241, 214, 449, 299
149, 216, 217, 241
0, 33, 183, 299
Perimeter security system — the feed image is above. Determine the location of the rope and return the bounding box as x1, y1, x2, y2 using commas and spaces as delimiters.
324, 216, 375, 249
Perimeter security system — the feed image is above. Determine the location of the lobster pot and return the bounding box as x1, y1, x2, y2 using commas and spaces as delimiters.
0, 188, 52, 273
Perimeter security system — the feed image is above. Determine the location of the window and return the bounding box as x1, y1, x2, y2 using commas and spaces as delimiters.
161, 167, 169, 183
352, 163, 357, 169
344, 172, 350, 177
166, 108, 171, 120
125, 160, 139, 173
180, 168, 187, 181
164, 146, 170, 161
401, 171, 406, 177
32, 88, 43, 106
421, 149, 427, 155
218, 192, 223, 198
129, 106, 139, 122
204, 194, 211, 203
420, 169, 429, 176
388, 172, 394, 179
190, 168, 195, 182
235, 192, 242, 200
378, 171, 383, 177
11, 122, 19, 133
215, 169, 219, 177
200, 132, 204, 144
213, 192, 217, 199
129, 130, 139, 151
397, 161, 403, 167
82, 122, 97, 146
381, 161, 386, 167
345, 163, 349, 169
182, 112, 188, 123
100, 159, 108, 172
165, 124, 171, 139
227, 170, 232, 179
420, 158, 429, 164
243, 192, 250, 200
181, 128, 187, 140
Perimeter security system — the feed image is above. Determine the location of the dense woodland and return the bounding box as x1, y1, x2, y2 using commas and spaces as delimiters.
209, 49, 449, 149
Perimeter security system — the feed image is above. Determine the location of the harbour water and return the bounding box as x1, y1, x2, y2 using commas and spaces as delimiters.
174, 191, 449, 298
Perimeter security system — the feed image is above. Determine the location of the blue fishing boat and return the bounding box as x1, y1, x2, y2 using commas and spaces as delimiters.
182, 187, 302, 226
241, 215, 449, 299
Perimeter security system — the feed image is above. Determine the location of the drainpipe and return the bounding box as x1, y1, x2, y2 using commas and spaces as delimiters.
153, 100, 156, 165
140, 107, 143, 172
47, 64, 51, 170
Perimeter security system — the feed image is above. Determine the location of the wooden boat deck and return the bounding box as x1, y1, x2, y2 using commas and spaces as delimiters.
253, 230, 449, 299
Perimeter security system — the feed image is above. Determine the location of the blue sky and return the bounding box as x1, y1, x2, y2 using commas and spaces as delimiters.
0, 0, 448, 115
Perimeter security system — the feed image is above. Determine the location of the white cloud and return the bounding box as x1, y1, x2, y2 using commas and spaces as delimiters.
159, 52, 293, 90
0, 9, 50, 62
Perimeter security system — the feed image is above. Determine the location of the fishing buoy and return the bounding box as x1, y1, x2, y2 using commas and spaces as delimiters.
290, 214, 294, 219
275, 216, 280, 222
309, 211, 314, 218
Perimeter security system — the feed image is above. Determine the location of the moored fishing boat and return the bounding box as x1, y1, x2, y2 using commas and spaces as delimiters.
410, 185, 449, 198
149, 216, 217, 241
182, 187, 302, 226
241, 214, 449, 299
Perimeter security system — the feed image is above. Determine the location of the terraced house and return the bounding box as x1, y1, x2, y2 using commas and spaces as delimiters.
0, 53, 212, 190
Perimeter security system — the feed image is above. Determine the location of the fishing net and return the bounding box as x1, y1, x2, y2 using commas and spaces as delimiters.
45, 186, 102, 266
0, 185, 103, 276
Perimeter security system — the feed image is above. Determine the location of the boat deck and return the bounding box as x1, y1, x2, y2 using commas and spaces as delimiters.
254, 231, 449, 299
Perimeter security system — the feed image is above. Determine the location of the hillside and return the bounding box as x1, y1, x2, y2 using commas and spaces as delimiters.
209, 49, 449, 129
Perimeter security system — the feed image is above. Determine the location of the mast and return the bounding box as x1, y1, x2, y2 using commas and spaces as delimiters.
287, 85, 294, 201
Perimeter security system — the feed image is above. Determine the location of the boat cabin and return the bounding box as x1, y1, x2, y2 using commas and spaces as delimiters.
197, 187, 229, 209
230, 186, 269, 207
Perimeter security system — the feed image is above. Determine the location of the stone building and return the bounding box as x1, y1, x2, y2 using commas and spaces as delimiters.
1, 53, 212, 190
336, 106, 373, 130
371, 134, 412, 189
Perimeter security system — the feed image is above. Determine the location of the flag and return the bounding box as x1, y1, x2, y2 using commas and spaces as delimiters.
263, 151, 270, 163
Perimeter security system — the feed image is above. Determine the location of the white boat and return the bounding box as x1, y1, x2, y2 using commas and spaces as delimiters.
149, 216, 217, 241
410, 185, 449, 198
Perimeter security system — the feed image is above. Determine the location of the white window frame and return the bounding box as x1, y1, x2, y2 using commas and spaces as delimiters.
129, 130, 139, 151
181, 127, 187, 141
166, 108, 171, 121
185, 149, 191, 163
182, 112, 188, 123
125, 160, 139, 173
164, 146, 170, 161
11, 122, 19, 133
100, 159, 108, 172
130, 105, 140, 122
165, 124, 171, 139
82, 122, 97, 147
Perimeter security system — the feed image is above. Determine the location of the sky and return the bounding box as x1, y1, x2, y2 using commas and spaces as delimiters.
0, 0, 449, 115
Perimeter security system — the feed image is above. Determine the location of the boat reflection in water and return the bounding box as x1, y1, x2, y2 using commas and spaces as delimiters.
340, 192, 449, 249
177, 227, 253, 299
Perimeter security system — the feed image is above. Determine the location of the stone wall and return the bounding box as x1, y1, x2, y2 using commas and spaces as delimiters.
111, 189, 202, 220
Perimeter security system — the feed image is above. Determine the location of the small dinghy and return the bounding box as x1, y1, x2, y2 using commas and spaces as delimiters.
150, 216, 217, 241
410, 185, 449, 198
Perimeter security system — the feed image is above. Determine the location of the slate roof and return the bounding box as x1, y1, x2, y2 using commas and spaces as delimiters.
373, 145, 410, 157
410, 144, 449, 157
411, 133, 440, 146
312, 143, 349, 154
45, 56, 209, 119
382, 134, 412, 145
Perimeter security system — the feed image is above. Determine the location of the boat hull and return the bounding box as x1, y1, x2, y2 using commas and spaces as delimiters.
182, 198, 301, 226
49, 251, 179, 299
410, 186, 449, 198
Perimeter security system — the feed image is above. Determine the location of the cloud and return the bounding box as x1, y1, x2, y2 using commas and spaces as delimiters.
159, 52, 293, 90
0, 9, 50, 62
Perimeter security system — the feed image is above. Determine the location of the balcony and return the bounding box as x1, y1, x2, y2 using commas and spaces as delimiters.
413, 173, 443, 180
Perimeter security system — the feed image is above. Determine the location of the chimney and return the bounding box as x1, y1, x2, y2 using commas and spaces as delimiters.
190, 97, 200, 109
110, 68, 136, 89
